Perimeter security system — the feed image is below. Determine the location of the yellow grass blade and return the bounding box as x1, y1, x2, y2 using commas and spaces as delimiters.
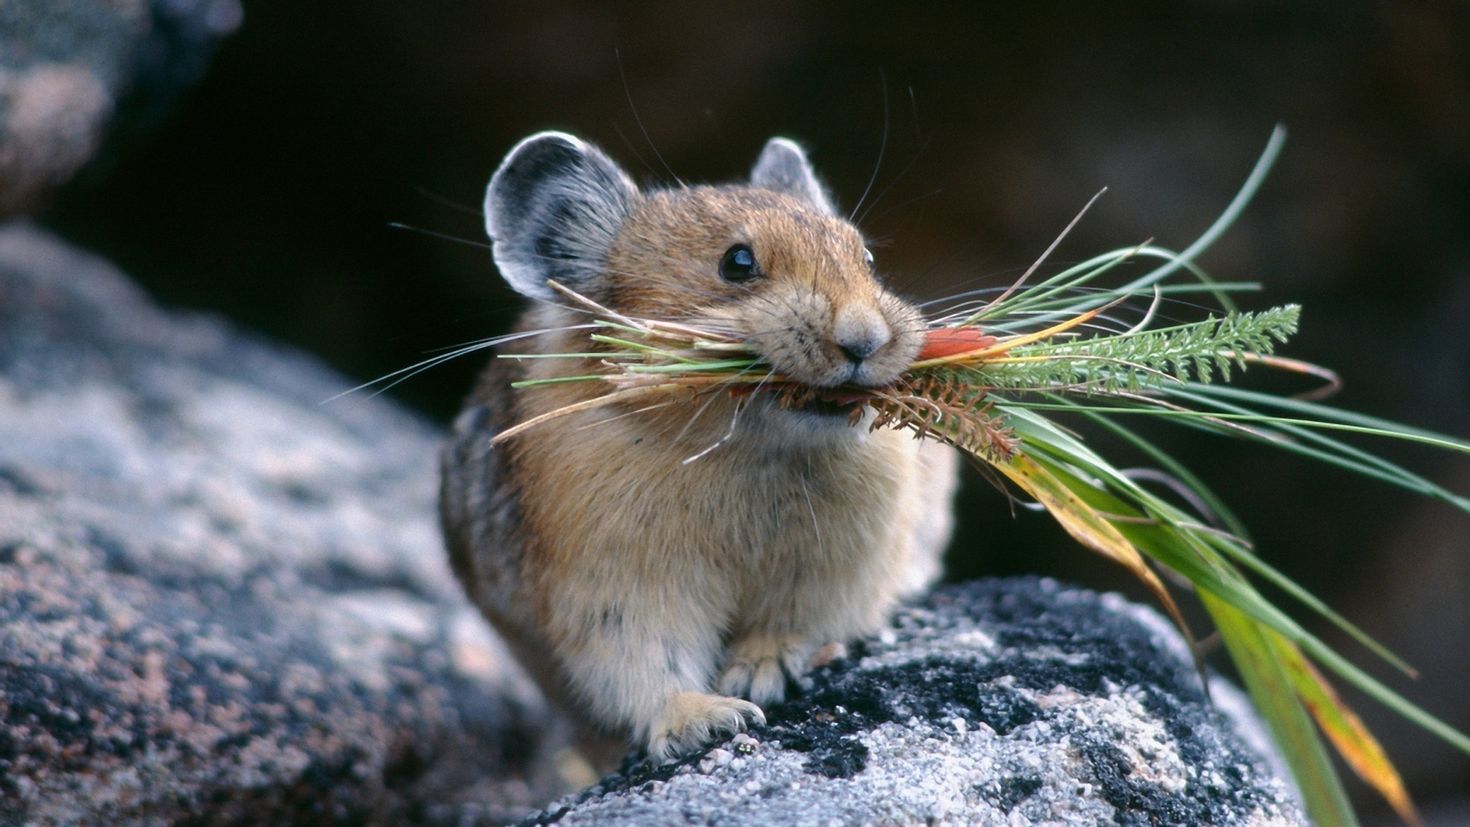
1270, 633, 1420, 825
1203, 592, 1358, 827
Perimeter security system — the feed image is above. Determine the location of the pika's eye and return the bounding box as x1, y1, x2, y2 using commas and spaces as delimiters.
719, 244, 761, 283
863, 247, 875, 268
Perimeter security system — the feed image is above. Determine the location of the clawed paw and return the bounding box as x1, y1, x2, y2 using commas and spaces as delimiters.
646, 691, 765, 762
717, 634, 819, 706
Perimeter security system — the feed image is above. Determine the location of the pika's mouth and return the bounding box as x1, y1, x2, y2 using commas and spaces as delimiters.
791, 397, 862, 418
775, 385, 874, 419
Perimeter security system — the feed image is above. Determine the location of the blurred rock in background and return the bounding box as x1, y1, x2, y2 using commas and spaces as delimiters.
0, 223, 559, 822
15, 2, 1470, 822
0, 0, 242, 215
1, 2, 562, 822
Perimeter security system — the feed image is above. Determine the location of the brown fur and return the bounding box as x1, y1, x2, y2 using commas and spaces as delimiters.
442, 154, 958, 763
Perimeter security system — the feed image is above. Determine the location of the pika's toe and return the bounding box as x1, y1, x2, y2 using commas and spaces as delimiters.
719, 634, 819, 706
646, 691, 765, 762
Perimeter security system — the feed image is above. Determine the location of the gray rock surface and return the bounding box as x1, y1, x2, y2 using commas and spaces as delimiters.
0, 223, 557, 824
0, 0, 241, 215
530, 580, 1304, 826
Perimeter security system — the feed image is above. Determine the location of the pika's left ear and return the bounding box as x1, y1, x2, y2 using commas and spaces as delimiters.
751, 137, 836, 216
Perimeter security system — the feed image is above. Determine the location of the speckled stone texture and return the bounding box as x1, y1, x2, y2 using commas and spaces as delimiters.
528, 580, 1304, 826
0, 223, 557, 824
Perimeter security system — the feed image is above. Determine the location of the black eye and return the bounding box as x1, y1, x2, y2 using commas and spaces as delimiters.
719, 244, 761, 283
863, 247, 875, 268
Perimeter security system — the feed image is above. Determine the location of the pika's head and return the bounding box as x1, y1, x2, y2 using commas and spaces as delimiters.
485, 132, 921, 391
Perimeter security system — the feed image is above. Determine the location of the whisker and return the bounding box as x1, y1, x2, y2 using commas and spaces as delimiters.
323, 324, 596, 403
800, 455, 824, 559
682, 395, 747, 465
1123, 285, 1165, 336
574, 399, 683, 432
855, 131, 931, 228
386, 222, 491, 250
670, 384, 728, 445
414, 188, 483, 216
616, 48, 685, 188
859, 182, 943, 226
848, 71, 891, 223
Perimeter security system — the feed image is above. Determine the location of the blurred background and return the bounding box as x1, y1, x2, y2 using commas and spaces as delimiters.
38, 2, 1468, 820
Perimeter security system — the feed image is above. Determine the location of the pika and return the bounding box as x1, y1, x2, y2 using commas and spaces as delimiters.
440, 132, 958, 762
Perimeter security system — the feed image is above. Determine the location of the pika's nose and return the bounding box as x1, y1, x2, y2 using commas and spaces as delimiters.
838, 337, 879, 364
833, 305, 891, 364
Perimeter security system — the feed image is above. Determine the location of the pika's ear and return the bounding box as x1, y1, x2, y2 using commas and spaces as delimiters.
750, 137, 835, 216
484, 132, 637, 301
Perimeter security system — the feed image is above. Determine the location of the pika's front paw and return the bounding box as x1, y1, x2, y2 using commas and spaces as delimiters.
717, 634, 818, 706
646, 691, 765, 762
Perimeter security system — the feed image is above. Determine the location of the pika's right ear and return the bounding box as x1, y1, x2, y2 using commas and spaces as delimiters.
484, 132, 637, 301
751, 138, 836, 216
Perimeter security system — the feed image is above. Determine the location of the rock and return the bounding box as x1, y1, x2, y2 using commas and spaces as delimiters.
0, 0, 242, 215
528, 579, 1304, 826
0, 222, 557, 824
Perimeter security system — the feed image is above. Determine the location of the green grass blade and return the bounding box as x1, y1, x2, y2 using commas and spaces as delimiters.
1000, 396, 1470, 511
1057, 403, 1414, 675
987, 124, 1283, 327
1063, 400, 1251, 539
511, 374, 612, 388
1183, 383, 1470, 447
625, 358, 763, 374
1203, 592, 1358, 827
1125, 125, 1286, 296
1009, 408, 1413, 671
1003, 409, 1470, 760
1162, 387, 1470, 512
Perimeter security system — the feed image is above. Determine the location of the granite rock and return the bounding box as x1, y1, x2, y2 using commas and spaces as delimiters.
0, 223, 556, 825
529, 579, 1304, 826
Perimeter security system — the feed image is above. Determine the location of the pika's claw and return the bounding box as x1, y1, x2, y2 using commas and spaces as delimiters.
646, 691, 765, 762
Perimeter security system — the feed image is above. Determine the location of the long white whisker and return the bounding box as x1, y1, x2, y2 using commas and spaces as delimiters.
323, 324, 599, 403
682, 395, 747, 465
801, 455, 824, 559
574, 399, 683, 432
670, 387, 727, 445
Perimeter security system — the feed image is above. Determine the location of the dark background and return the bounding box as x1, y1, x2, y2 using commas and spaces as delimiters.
42, 3, 1469, 820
